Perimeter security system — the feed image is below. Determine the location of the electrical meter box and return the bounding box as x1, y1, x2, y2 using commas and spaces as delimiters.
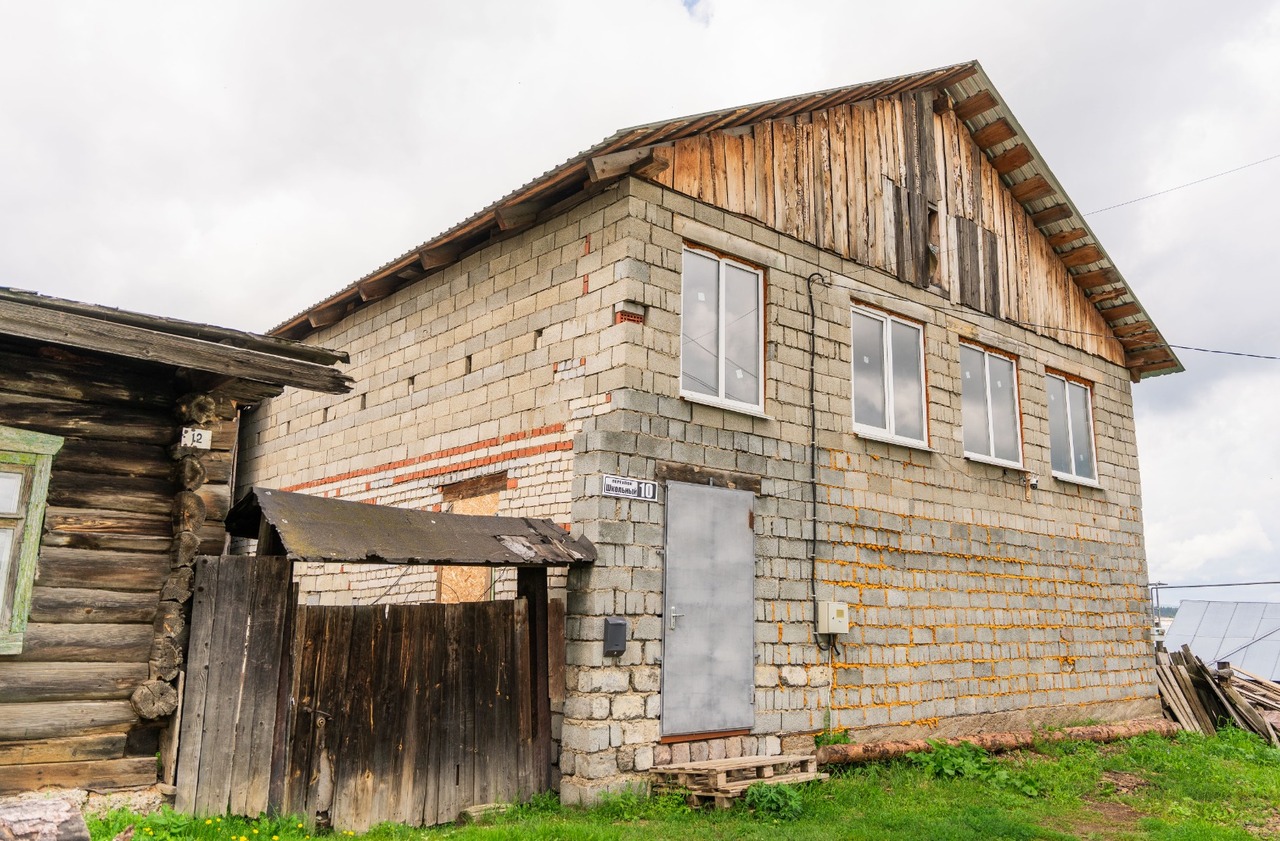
816, 601, 849, 634
603, 616, 628, 656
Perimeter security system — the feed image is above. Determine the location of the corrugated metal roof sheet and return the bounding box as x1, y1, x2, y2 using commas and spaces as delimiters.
271, 60, 1180, 378
1164, 600, 1280, 680
227, 487, 596, 567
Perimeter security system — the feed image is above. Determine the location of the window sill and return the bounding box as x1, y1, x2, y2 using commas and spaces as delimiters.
963, 452, 1026, 472
680, 391, 772, 420
1053, 471, 1102, 489
854, 427, 933, 454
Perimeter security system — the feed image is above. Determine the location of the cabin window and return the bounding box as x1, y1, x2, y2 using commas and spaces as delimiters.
850, 306, 927, 447
0, 425, 63, 655
959, 344, 1023, 468
680, 246, 764, 413
1046, 373, 1098, 484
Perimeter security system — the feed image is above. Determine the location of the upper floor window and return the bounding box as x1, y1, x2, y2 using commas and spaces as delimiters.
960, 343, 1022, 467
851, 306, 927, 446
680, 247, 763, 413
1046, 373, 1098, 483
0, 425, 62, 655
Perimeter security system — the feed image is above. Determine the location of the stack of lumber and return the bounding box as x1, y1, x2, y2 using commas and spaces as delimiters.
1154, 643, 1280, 747
651, 754, 827, 809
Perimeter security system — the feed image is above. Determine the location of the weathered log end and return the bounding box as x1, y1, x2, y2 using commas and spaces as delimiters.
0, 797, 91, 841
171, 493, 206, 534
816, 718, 1178, 765
172, 455, 207, 492
175, 393, 218, 425
171, 531, 201, 568
130, 680, 179, 720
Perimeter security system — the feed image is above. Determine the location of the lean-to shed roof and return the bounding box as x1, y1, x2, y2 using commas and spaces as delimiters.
227, 487, 596, 567
273, 60, 1180, 379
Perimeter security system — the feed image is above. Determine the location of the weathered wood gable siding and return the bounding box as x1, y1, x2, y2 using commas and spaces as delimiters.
649, 92, 1122, 365
0, 337, 234, 794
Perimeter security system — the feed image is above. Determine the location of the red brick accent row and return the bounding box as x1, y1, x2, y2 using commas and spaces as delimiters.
282, 423, 568, 492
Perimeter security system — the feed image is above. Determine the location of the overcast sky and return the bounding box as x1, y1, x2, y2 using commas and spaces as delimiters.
2, 1, 1277, 606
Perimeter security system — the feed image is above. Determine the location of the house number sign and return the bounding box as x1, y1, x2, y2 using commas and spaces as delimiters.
602, 474, 658, 501
180, 427, 213, 449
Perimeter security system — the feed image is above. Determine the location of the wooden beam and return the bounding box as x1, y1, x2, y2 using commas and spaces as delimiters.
1047, 228, 1088, 248
0, 300, 352, 394
1113, 321, 1156, 338
306, 300, 347, 329
1071, 268, 1120, 290
1060, 245, 1104, 268
632, 146, 673, 180
1010, 174, 1055, 204
418, 245, 461, 270
1085, 288, 1128, 306
1030, 204, 1073, 227
1101, 303, 1142, 321
991, 144, 1033, 175
495, 200, 547, 231
589, 147, 652, 181
972, 118, 1016, 150
1120, 334, 1162, 350
1126, 347, 1175, 365
356, 275, 400, 303
587, 145, 674, 182
953, 90, 998, 121
1132, 359, 1181, 375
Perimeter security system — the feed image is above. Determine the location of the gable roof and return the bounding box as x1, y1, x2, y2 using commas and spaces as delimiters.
1165, 600, 1280, 681
273, 60, 1180, 379
227, 486, 596, 567
0, 286, 353, 398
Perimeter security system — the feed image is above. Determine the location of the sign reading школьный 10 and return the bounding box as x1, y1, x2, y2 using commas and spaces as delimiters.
601, 474, 658, 501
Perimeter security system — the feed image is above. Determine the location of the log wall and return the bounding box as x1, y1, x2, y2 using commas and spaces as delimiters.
0, 336, 235, 794
648, 91, 1123, 365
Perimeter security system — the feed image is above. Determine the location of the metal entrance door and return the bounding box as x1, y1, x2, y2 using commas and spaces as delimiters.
661, 482, 755, 736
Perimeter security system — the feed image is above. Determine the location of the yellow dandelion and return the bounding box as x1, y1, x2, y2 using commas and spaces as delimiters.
206, 819, 213, 825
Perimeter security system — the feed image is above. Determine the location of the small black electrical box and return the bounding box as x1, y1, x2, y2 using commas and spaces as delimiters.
603, 616, 628, 656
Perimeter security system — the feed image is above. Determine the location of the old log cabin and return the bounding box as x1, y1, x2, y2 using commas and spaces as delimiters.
0, 287, 350, 794
242, 61, 1181, 803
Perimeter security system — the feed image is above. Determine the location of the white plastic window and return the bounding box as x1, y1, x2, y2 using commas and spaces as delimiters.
1046, 373, 1098, 483
851, 307, 927, 446
960, 344, 1022, 467
680, 247, 763, 413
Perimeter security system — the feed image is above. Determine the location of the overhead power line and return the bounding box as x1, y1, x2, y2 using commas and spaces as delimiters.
1149, 580, 1280, 590
1085, 152, 1280, 215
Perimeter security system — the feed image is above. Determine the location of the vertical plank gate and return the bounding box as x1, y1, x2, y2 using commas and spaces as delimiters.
175, 555, 294, 817
175, 556, 546, 831
284, 599, 538, 831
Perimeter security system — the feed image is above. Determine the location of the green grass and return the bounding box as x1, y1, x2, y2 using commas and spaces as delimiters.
87, 727, 1280, 841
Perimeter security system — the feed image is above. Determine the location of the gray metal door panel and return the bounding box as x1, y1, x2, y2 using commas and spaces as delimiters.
661, 482, 755, 736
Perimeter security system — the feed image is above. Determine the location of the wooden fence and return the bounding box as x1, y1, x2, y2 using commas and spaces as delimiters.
175, 556, 546, 831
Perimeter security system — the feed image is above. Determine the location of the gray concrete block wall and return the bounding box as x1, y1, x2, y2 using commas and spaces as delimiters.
555, 178, 1158, 802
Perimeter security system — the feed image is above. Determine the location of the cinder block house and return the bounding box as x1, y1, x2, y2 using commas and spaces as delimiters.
240, 61, 1181, 803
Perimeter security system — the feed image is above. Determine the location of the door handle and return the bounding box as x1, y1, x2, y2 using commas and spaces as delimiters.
668, 607, 685, 631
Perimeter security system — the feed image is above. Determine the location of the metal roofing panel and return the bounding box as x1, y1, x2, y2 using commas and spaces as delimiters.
1226, 602, 1267, 637
1165, 600, 1280, 680
1168, 600, 1208, 636
226, 487, 596, 567
1239, 640, 1280, 678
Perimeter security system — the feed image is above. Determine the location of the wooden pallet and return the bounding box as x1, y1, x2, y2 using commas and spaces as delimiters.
651, 754, 827, 809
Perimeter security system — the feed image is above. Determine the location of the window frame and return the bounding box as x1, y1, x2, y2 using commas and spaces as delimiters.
1045, 371, 1101, 487
0, 425, 63, 655
959, 342, 1025, 469
678, 245, 766, 415
849, 304, 930, 449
